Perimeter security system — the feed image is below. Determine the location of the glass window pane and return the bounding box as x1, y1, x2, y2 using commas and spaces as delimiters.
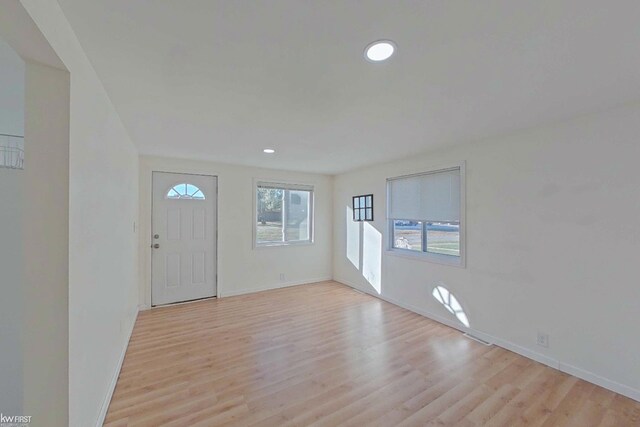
256, 185, 313, 245
285, 190, 310, 241
392, 220, 422, 251
353, 197, 360, 208
256, 188, 284, 243
354, 209, 361, 221
426, 222, 460, 256
365, 195, 372, 207
166, 183, 205, 200
186, 184, 198, 196
365, 208, 373, 220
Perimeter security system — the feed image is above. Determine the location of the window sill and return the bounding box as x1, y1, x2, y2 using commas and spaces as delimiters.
254, 241, 315, 249
385, 248, 465, 268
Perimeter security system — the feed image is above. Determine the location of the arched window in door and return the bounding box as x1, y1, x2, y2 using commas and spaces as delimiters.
166, 183, 205, 200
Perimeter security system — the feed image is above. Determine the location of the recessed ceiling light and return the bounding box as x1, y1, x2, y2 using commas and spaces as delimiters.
365, 40, 396, 62
263, 148, 275, 154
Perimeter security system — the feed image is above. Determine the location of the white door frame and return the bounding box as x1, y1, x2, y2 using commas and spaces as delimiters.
150, 170, 218, 306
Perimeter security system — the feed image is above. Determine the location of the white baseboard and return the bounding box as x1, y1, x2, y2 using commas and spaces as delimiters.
141, 278, 334, 308
337, 279, 640, 403
95, 307, 139, 427
220, 277, 333, 298
559, 362, 640, 402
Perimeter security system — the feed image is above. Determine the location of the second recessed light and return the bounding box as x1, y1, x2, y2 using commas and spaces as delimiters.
263, 148, 275, 154
365, 40, 396, 62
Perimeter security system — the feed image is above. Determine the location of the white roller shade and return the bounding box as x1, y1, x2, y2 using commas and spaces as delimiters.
388, 167, 461, 222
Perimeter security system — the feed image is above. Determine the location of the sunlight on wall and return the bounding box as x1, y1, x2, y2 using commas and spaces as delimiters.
346, 206, 360, 269
432, 285, 470, 327
362, 222, 382, 294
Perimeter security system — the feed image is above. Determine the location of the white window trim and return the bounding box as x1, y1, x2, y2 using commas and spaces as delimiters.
253, 178, 315, 249
385, 161, 466, 268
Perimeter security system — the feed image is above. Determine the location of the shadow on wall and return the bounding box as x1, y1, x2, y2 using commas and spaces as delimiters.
346, 206, 382, 294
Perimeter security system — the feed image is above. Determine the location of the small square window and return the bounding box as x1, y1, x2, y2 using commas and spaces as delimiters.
352, 194, 374, 221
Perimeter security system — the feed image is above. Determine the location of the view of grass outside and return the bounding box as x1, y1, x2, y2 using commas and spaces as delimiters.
393, 221, 460, 257
426, 228, 460, 256
257, 188, 284, 243
256, 187, 311, 244
256, 221, 283, 242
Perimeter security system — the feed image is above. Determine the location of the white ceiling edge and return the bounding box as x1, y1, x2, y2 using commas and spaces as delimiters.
138, 97, 640, 178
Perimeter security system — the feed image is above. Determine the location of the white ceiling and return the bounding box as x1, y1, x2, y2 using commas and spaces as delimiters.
58, 0, 640, 174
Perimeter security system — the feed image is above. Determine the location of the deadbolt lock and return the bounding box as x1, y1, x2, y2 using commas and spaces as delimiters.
153, 243, 160, 249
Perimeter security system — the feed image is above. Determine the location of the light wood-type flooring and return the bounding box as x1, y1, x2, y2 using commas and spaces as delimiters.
104, 281, 640, 426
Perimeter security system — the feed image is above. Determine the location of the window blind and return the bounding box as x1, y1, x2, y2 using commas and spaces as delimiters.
387, 167, 460, 222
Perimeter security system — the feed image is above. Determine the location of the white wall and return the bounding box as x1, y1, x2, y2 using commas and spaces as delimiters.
333, 102, 640, 401
0, 4, 70, 423
0, 38, 24, 136
0, 56, 70, 426
0, 37, 25, 416
139, 156, 333, 306
22, 59, 70, 427
21, 2, 140, 426
0, 166, 24, 415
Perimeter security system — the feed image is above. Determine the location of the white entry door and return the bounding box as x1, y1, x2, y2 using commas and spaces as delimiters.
152, 172, 217, 306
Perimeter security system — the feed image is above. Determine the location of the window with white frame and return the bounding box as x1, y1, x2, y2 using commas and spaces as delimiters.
387, 165, 464, 264
255, 181, 314, 246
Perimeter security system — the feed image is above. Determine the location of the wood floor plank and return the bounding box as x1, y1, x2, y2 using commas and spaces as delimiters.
104, 281, 640, 426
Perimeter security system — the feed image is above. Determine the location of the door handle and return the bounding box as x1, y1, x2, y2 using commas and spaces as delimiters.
153, 243, 160, 249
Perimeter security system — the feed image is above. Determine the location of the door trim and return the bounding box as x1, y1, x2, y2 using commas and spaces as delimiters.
150, 170, 218, 306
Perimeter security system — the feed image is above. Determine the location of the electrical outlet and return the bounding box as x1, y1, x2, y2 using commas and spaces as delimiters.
537, 332, 549, 348
279, 273, 285, 282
